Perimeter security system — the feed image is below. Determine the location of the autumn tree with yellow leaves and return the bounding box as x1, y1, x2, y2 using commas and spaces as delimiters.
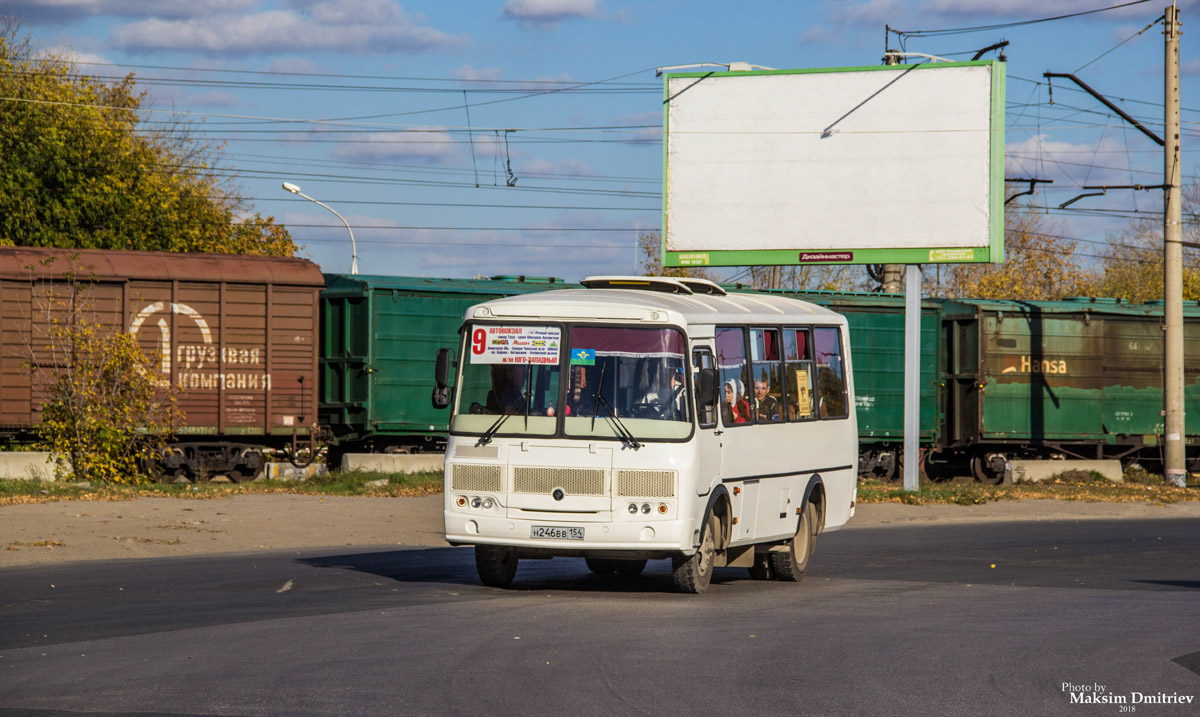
931, 203, 1090, 300
28, 260, 181, 483
0, 20, 293, 256
1086, 181, 1200, 302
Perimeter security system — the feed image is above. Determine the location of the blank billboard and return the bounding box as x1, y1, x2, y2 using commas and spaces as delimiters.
663, 61, 1005, 267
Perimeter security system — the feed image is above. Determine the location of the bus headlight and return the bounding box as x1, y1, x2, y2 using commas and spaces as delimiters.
628, 503, 638, 514
470, 497, 482, 509
482, 497, 494, 509
641, 503, 651, 514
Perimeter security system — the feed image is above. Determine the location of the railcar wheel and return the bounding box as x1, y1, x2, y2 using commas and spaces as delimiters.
227, 468, 261, 483
971, 454, 1006, 485
770, 501, 815, 582
672, 512, 718, 593
614, 559, 647, 576
475, 545, 519, 587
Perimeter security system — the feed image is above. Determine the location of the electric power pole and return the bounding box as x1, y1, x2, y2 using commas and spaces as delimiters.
1163, 3, 1187, 487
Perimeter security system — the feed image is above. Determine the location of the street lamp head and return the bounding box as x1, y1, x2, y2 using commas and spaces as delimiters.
282, 182, 302, 194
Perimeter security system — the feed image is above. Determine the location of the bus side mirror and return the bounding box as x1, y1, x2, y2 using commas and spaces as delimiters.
431, 348, 452, 409
697, 368, 718, 407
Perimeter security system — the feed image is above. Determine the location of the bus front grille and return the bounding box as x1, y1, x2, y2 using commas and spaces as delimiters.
453, 444, 499, 459
512, 467, 605, 496
451, 464, 503, 492
616, 470, 676, 498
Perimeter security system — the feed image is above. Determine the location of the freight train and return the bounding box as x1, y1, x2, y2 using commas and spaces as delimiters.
0, 247, 324, 481
2, 247, 1197, 482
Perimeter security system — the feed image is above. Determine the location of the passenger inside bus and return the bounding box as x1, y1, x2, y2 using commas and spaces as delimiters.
485, 364, 528, 414
565, 364, 596, 416
723, 379, 749, 424
635, 363, 685, 420
753, 374, 781, 422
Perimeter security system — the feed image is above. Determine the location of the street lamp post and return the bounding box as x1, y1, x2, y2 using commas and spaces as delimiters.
282, 182, 358, 275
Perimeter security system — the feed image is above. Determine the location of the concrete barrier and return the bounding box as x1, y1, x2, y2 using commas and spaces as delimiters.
1008, 459, 1124, 484
0, 452, 57, 481
264, 461, 329, 482
341, 453, 445, 474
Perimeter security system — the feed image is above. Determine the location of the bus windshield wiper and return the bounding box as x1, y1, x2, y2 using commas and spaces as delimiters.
588, 361, 639, 449
595, 393, 641, 450
590, 362, 607, 430
477, 409, 515, 447
523, 359, 533, 429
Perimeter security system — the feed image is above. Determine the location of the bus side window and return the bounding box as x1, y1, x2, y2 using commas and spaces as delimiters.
715, 327, 750, 426
814, 327, 848, 419
783, 328, 815, 420
692, 348, 717, 428
749, 328, 782, 422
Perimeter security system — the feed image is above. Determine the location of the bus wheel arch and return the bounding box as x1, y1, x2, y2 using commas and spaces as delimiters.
802, 476, 827, 536
710, 492, 732, 552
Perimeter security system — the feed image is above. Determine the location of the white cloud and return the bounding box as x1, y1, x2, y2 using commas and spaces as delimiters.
329, 129, 462, 164
111, 1, 462, 55
453, 65, 504, 86
1005, 133, 1150, 189
519, 158, 595, 178
502, 0, 600, 30
258, 57, 323, 75
56, 49, 115, 69
3, 0, 256, 24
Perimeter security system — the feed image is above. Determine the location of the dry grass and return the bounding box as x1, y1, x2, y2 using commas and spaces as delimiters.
0, 469, 444, 506
858, 467, 1200, 506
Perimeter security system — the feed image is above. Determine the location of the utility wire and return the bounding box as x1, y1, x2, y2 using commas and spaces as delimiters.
16, 56, 659, 87
891, 0, 1151, 38
1074, 15, 1163, 73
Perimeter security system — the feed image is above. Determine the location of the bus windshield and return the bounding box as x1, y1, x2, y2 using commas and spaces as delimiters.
451, 324, 562, 438
562, 326, 691, 440
450, 323, 691, 441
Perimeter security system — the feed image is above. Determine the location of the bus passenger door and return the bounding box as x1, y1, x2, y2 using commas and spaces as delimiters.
692, 346, 722, 493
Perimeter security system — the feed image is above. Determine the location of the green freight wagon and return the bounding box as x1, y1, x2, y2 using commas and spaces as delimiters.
940, 297, 1200, 482
319, 275, 570, 460
734, 289, 945, 480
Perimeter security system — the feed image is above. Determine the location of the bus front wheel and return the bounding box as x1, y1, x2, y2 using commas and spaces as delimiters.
673, 512, 718, 593
475, 545, 518, 587
770, 501, 815, 582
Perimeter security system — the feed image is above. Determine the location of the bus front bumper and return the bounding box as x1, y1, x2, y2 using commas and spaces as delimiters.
445, 512, 696, 555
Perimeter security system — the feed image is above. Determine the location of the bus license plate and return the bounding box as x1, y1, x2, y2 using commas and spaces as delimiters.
530, 525, 584, 540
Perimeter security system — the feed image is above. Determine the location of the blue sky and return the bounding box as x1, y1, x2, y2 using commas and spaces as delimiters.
4, 0, 1197, 282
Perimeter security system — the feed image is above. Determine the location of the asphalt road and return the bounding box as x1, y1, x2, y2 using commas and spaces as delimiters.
2, 518, 1198, 716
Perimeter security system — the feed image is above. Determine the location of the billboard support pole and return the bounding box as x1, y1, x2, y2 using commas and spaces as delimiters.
903, 264, 921, 491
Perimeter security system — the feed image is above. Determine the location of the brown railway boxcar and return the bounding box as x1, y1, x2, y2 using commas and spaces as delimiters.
0, 247, 324, 480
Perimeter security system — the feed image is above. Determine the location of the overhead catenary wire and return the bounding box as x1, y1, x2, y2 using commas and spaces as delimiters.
889, 0, 1151, 38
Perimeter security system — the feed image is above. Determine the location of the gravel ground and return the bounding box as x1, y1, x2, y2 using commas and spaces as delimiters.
3, 493, 1199, 567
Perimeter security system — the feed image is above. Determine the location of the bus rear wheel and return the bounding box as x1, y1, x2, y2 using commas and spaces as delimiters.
770, 501, 815, 582
672, 512, 718, 593
475, 545, 518, 587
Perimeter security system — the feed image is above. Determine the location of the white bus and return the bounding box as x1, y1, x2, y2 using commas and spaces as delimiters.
432, 276, 858, 593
